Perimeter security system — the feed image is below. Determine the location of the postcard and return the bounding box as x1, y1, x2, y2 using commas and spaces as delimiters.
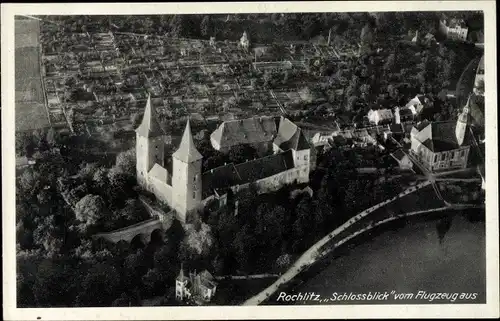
2, 1, 498, 319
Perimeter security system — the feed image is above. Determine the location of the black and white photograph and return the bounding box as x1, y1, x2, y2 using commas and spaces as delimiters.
2, 1, 498, 320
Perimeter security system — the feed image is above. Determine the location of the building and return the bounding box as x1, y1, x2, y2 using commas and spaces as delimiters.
176, 266, 217, 304
440, 19, 468, 41
239, 31, 250, 51
473, 55, 484, 96
404, 94, 433, 116
394, 106, 415, 124
409, 97, 473, 172
210, 116, 277, 153
367, 109, 393, 125
390, 149, 414, 171
136, 95, 311, 223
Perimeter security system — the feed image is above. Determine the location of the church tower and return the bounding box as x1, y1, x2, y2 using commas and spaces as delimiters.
172, 120, 203, 223
135, 94, 165, 186
456, 94, 471, 146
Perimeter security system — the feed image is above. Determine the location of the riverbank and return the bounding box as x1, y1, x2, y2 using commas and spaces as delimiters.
264, 207, 485, 305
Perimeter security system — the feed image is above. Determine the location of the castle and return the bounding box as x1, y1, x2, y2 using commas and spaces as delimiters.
136, 95, 311, 223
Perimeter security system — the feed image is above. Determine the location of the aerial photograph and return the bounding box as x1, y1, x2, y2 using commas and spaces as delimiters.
14, 11, 486, 307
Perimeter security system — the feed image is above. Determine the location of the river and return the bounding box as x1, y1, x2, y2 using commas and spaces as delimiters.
271, 209, 486, 305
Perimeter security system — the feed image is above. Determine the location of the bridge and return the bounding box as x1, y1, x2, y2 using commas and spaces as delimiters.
92, 218, 164, 244
92, 196, 175, 244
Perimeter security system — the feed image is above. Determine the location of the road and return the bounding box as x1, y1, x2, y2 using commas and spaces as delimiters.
242, 180, 432, 305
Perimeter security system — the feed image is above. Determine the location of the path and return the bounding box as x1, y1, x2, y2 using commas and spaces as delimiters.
215, 274, 280, 281
243, 180, 432, 305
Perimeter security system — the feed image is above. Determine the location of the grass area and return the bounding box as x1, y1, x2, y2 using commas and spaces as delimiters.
15, 18, 41, 48
15, 18, 51, 131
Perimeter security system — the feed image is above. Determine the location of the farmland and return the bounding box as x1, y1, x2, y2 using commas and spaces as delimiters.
15, 17, 51, 131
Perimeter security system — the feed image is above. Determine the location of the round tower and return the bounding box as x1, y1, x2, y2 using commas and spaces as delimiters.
455, 94, 471, 146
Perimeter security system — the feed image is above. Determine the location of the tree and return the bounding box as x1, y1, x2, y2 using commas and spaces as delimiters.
74, 194, 106, 228
92, 167, 109, 190
45, 128, 58, 148
76, 263, 121, 307
18, 168, 42, 198
130, 113, 142, 128
142, 268, 165, 295
115, 148, 136, 175
16, 132, 35, 156
200, 16, 212, 37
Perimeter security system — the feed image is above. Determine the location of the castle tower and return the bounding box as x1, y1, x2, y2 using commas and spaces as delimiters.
175, 264, 187, 301
135, 94, 165, 186
456, 94, 471, 146
172, 120, 203, 223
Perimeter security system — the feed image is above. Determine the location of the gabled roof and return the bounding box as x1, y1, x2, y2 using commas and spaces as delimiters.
416, 121, 472, 152
273, 116, 299, 147
149, 163, 168, 182
201, 150, 295, 198
391, 149, 407, 161
210, 116, 277, 149
277, 128, 311, 151
135, 94, 164, 138
172, 120, 203, 163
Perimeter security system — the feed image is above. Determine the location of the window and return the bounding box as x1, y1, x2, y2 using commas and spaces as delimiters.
193, 174, 197, 182
441, 153, 445, 161
434, 155, 438, 163
304, 155, 308, 161
193, 191, 196, 199
460, 150, 465, 157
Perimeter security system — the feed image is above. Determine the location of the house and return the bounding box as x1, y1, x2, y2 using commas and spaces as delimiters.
176, 266, 217, 304
367, 109, 393, 125
390, 149, 413, 170
404, 94, 433, 116
394, 106, 415, 124
440, 19, 468, 41
409, 96, 473, 172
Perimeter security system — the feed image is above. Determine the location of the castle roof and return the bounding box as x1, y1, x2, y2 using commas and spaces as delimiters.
173, 120, 203, 163
198, 270, 217, 289
277, 128, 311, 151
135, 94, 164, 138
177, 264, 187, 282
210, 116, 277, 149
201, 149, 295, 198
273, 116, 301, 147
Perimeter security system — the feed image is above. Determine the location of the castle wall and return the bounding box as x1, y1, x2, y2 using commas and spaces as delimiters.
227, 164, 309, 196
147, 176, 173, 207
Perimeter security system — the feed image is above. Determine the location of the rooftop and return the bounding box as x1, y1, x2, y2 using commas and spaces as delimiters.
210, 116, 277, 149
202, 149, 295, 198
172, 120, 203, 163
135, 94, 164, 138
417, 121, 472, 152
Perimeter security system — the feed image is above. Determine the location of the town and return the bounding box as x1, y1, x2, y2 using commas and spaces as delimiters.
14, 12, 485, 307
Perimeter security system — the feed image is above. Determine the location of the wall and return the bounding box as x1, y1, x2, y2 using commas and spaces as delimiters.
147, 176, 173, 207
430, 146, 470, 171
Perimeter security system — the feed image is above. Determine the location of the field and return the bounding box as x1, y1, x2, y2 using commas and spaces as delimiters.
15, 18, 51, 131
